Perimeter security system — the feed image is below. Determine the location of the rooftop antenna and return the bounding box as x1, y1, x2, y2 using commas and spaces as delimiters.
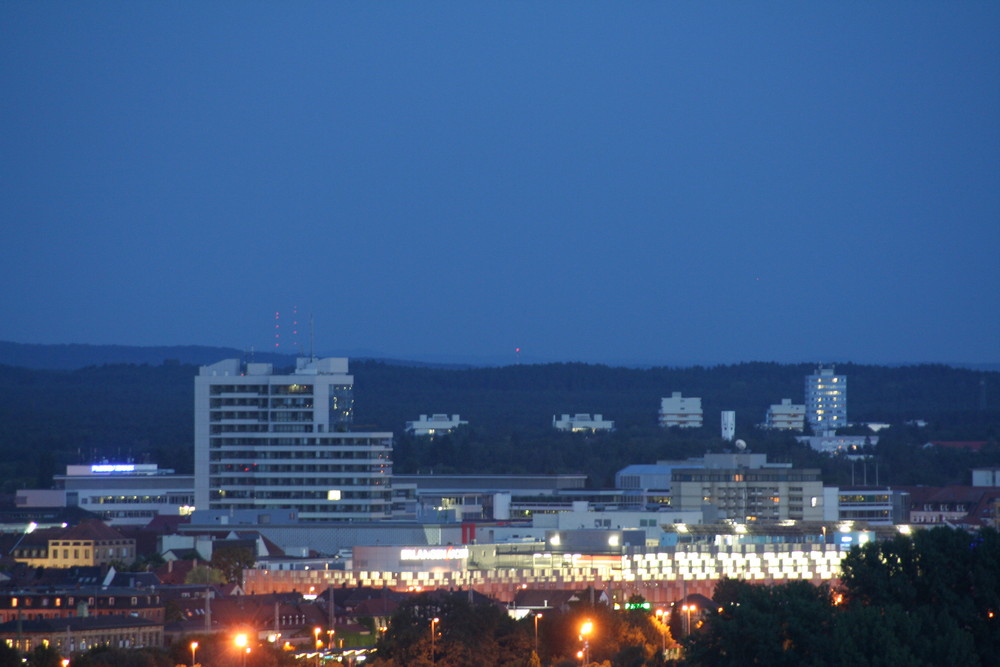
274, 311, 281, 350
515, 347, 521, 365
292, 305, 301, 355
310, 313, 316, 361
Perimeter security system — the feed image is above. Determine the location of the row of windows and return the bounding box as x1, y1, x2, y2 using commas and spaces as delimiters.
210, 450, 390, 461
210, 437, 390, 447
5, 594, 160, 609
212, 502, 391, 514
209, 384, 316, 396
210, 411, 315, 422
209, 476, 390, 487
210, 397, 315, 408
211, 463, 389, 474
84, 495, 193, 505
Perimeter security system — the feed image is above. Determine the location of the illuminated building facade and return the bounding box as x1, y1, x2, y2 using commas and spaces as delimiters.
669, 453, 831, 523
805, 367, 846, 435
194, 357, 393, 522
42, 464, 194, 526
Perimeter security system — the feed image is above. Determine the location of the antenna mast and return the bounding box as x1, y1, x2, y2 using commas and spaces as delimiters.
310, 313, 316, 361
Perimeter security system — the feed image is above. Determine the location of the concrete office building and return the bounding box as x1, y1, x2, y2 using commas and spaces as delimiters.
405, 414, 468, 437
552, 414, 614, 432
805, 367, 846, 435
764, 399, 806, 431
670, 453, 833, 523
658, 392, 703, 428
15, 464, 194, 527
194, 357, 393, 522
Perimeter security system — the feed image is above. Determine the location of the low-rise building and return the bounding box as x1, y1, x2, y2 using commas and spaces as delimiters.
837, 487, 910, 525
764, 399, 805, 431
796, 435, 878, 455
658, 393, 703, 429
11, 519, 135, 568
31, 463, 195, 526
0, 615, 163, 654
405, 414, 468, 437
669, 453, 832, 523
552, 414, 614, 432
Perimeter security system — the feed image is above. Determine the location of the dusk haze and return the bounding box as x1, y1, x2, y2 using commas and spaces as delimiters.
2, 3, 998, 366
1, 5, 1000, 665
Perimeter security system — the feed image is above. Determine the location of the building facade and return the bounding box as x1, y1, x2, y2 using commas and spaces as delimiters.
764, 399, 806, 431
552, 414, 614, 432
194, 357, 393, 522
805, 367, 846, 434
658, 393, 703, 429
11, 520, 135, 568
405, 414, 468, 437
669, 453, 830, 523
48, 464, 194, 526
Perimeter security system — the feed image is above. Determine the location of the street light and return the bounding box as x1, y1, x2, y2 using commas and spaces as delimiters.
430, 617, 440, 666
234, 633, 248, 667
534, 612, 543, 655
654, 609, 666, 654
9, 521, 37, 558
314, 626, 322, 650
580, 620, 593, 664
682, 604, 697, 636
190, 641, 198, 667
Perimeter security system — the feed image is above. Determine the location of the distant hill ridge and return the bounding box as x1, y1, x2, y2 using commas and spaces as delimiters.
1, 341, 997, 372
0, 341, 476, 371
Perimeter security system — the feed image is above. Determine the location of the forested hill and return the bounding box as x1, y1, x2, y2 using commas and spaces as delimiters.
0, 357, 997, 492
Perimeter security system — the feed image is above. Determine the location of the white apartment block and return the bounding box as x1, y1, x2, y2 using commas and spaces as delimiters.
658, 392, 703, 428
553, 413, 614, 432
405, 414, 468, 436
765, 398, 806, 431
194, 357, 393, 522
805, 367, 846, 434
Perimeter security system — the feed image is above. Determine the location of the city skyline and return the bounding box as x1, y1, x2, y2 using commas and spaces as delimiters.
3, 3, 998, 367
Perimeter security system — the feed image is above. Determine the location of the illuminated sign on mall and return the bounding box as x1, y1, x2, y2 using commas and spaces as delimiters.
90, 464, 136, 473
400, 547, 470, 561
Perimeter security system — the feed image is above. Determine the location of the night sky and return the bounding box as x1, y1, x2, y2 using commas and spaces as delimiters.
2, 3, 998, 366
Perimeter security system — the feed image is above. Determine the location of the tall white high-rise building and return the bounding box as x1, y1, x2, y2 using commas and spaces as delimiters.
805, 367, 846, 435
194, 357, 393, 522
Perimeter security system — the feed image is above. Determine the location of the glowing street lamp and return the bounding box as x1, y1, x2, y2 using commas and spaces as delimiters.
190, 640, 199, 667
534, 612, 543, 655
313, 626, 322, 650
580, 620, 593, 664
234, 633, 248, 667
430, 617, 440, 666
682, 604, 697, 636
654, 609, 666, 654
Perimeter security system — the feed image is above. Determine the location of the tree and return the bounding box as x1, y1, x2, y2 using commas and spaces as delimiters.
683, 579, 835, 667
25, 644, 62, 667
184, 563, 226, 585
0, 641, 20, 667
209, 545, 255, 584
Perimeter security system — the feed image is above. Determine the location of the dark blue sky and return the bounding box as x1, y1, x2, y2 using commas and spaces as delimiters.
2, 3, 998, 365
